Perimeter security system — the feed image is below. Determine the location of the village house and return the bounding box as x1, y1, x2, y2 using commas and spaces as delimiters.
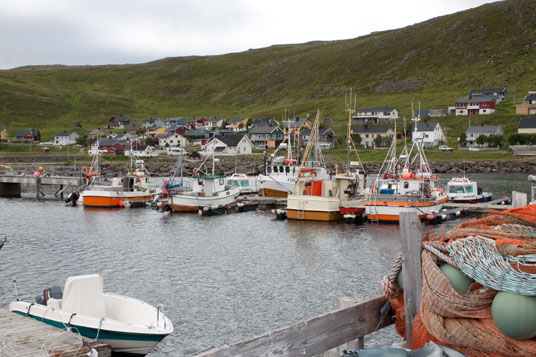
249, 117, 279, 129
164, 118, 186, 128
92, 138, 125, 154
469, 88, 507, 103
205, 118, 225, 130
141, 118, 165, 129
517, 117, 536, 134
158, 133, 190, 148
248, 126, 284, 149
412, 122, 446, 148
16, 129, 41, 142
203, 134, 254, 155
0, 126, 8, 142
299, 128, 337, 149
417, 109, 449, 118
107, 115, 131, 129
465, 125, 503, 146
88, 128, 107, 140
284, 118, 311, 136
353, 126, 394, 148
145, 126, 168, 137
228, 118, 249, 132
455, 97, 496, 116
186, 129, 210, 146
516, 92, 536, 115
166, 125, 188, 136
53, 131, 79, 146
126, 126, 142, 135
352, 107, 399, 125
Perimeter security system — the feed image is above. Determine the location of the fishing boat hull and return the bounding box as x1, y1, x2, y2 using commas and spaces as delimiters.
258, 176, 294, 198
81, 192, 155, 208
259, 187, 290, 198
169, 187, 241, 212
365, 194, 448, 222
286, 195, 343, 221
449, 193, 492, 203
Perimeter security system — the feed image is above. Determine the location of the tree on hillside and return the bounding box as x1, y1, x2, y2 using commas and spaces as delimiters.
222, 120, 228, 129
476, 134, 487, 146
76, 134, 87, 147
459, 133, 467, 147
145, 137, 155, 147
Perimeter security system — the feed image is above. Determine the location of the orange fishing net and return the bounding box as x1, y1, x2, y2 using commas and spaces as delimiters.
386, 204, 536, 356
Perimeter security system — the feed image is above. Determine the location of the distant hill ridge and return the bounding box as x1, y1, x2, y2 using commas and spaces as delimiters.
0, 0, 535, 139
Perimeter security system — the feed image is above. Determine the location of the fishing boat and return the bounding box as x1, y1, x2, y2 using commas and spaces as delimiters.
286, 110, 341, 221
446, 177, 492, 203
80, 149, 160, 208
225, 173, 260, 195
365, 107, 447, 222
257, 127, 329, 198
162, 151, 241, 213
337, 89, 369, 223
9, 274, 173, 355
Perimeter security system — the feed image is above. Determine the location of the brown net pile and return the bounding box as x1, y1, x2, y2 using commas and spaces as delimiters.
384, 205, 536, 356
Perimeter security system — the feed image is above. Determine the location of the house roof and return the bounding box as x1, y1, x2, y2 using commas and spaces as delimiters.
413, 122, 439, 132
55, 131, 73, 137
248, 126, 280, 134
469, 88, 507, 94
456, 97, 495, 104
215, 134, 245, 147
524, 94, 536, 102
353, 126, 392, 134
186, 129, 209, 137
417, 110, 431, 116
466, 125, 502, 134
88, 129, 105, 135
97, 138, 118, 147
207, 118, 223, 123
17, 129, 39, 136
357, 107, 397, 113
229, 117, 248, 124
518, 117, 536, 129
110, 115, 130, 122
286, 118, 310, 129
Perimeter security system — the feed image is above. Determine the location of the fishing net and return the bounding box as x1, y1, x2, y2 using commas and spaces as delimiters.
382, 204, 536, 355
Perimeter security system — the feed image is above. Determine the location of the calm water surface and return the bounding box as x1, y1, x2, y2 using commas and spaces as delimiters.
0, 173, 531, 356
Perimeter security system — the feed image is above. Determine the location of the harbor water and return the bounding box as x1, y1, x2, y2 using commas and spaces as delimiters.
0, 173, 532, 356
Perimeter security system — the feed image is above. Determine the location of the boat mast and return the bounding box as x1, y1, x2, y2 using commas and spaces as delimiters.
345, 88, 366, 174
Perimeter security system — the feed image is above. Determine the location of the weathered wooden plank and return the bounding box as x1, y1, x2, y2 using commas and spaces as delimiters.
321, 297, 365, 357
512, 191, 527, 208
196, 295, 392, 357
399, 212, 423, 346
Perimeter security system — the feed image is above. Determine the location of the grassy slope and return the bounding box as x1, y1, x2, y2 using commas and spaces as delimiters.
0, 0, 535, 164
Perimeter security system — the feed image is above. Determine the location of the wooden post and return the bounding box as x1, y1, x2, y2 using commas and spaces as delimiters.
321, 297, 365, 357
35, 177, 41, 200
512, 191, 527, 208
399, 212, 423, 346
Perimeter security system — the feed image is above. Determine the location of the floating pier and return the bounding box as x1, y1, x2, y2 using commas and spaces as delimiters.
0, 308, 111, 356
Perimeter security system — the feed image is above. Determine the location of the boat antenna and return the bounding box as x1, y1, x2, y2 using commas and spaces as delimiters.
13, 278, 19, 301
345, 87, 365, 174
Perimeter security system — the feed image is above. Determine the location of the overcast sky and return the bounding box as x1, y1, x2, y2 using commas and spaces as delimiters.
0, 0, 498, 70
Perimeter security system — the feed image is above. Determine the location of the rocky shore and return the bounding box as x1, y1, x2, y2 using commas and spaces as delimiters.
1, 156, 536, 177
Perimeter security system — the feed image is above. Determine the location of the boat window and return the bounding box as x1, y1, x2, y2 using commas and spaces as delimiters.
267, 166, 271, 174
465, 185, 473, 193
449, 186, 464, 194
404, 182, 409, 189
285, 166, 290, 173
198, 179, 203, 185
240, 180, 248, 187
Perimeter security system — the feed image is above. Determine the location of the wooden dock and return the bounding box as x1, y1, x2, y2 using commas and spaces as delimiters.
0, 308, 111, 356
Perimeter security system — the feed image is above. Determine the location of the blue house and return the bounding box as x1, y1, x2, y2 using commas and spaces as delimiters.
469, 88, 507, 103
164, 118, 186, 127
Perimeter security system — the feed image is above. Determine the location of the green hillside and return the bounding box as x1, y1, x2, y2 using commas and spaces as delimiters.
0, 0, 535, 144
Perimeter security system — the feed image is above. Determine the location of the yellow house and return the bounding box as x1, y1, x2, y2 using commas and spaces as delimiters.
228, 118, 249, 131
146, 126, 167, 136
0, 126, 8, 141
284, 118, 311, 136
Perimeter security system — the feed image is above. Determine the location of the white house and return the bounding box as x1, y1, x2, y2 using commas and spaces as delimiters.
205, 118, 225, 130
54, 131, 79, 146
353, 126, 394, 148
412, 122, 446, 148
203, 134, 254, 155
352, 107, 398, 124
158, 133, 190, 148
465, 125, 503, 146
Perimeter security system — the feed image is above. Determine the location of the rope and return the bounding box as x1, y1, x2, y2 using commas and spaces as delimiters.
423, 242, 459, 268
446, 236, 536, 296
381, 253, 402, 298
91, 317, 105, 343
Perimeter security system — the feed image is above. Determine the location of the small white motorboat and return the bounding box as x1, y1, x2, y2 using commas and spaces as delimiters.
446, 177, 492, 203
9, 274, 173, 355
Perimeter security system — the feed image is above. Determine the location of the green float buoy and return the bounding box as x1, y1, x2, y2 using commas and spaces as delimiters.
492, 291, 536, 340
439, 263, 474, 294
396, 268, 403, 291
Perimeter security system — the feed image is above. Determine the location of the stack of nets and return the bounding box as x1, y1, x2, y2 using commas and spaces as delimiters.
383, 205, 536, 356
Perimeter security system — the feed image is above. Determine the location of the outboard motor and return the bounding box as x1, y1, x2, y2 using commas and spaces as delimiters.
65, 191, 80, 206
35, 285, 63, 305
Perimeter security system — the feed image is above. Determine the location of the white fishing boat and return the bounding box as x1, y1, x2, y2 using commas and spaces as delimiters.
446, 177, 492, 203
9, 274, 172, 355
365, 106, 447, 222
225, 173, 260, 195
258, 132, 329, 197
161, 151, 241, 212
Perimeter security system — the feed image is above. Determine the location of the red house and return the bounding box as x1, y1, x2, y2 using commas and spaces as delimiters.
455, 97, 496, 116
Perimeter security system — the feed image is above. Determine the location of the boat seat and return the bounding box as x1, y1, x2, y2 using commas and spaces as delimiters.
61, 274, 106, 317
